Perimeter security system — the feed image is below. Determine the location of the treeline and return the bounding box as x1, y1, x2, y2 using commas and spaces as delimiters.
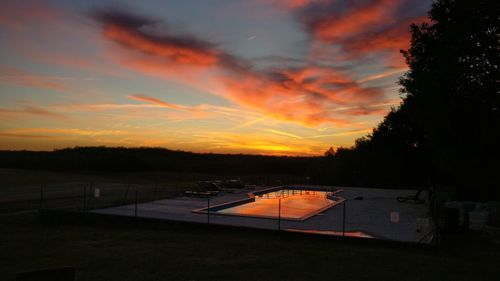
0, 147, 320, 175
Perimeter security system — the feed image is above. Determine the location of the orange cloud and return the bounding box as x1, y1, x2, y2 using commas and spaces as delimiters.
102, 24, 219, 66
310, 0, 397, 41
92, 8, 394, 128
341, 16, 429, 57
93, 10, 226, 67
218, 65, 385, 126
296, 0, 429, 62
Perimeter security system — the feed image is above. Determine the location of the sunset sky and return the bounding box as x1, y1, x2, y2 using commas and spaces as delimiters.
0, 0, 431, 155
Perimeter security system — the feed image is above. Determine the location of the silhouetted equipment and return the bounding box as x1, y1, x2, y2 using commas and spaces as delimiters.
197, 181, 222, 192
185, 181, 221, 197
185, 179, 247, 197
218, 179, 245, 189
397, 190, 425, 204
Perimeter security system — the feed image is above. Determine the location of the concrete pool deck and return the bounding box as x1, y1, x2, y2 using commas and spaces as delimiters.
92, 186, 433, 243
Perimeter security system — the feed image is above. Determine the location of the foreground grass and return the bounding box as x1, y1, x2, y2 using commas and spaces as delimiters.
1, 213, 499, 281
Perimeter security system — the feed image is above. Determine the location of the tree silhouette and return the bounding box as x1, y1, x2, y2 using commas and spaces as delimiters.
398, 0, 500, 197
324, 0, 500, 198
324, 147, 335, 157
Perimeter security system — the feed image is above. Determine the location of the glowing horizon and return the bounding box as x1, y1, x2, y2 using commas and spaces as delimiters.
0, 0, 431, 156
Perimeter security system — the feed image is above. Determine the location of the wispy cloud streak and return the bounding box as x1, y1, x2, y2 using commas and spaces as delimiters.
0, 105, 66, 119
0, 66, 67, 92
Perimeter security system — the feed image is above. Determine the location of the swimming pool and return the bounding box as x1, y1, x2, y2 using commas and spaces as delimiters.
196, 187, 344, 221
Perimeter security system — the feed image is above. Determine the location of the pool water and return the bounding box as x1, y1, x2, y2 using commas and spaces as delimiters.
215, 189, 341, 220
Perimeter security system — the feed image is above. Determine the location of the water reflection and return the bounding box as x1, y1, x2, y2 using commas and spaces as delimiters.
217, 189, 337, 220
286, 229, 374, 238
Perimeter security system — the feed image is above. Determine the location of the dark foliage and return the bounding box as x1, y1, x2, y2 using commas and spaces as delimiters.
321, 0, 500, 198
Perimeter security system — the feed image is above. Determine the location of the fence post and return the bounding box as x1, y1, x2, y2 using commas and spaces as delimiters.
83, 185, 87, 212
125, 182, 130, 200
155, 178, 159, 200
134, 190, 138, 217
87, 182, 94, 210
207, 194, 210, 224
278, 197, 281, 231
342, 200, 346, 237
39, 184, 44, 210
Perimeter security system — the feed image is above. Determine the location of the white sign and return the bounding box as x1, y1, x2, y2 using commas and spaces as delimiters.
390, 211, 400, 223
94, 188, 100, 198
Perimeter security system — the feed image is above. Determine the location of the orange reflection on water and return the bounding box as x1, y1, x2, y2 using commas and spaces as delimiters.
217, 189, 335, 220
286, 229, 374, 239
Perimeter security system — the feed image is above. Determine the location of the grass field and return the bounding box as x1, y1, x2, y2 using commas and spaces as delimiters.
1, 211, 499, 281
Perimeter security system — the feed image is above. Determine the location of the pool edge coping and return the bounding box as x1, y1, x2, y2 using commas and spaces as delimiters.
191, 185, 345, 221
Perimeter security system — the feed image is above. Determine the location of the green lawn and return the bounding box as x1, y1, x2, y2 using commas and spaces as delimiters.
1, 212, 499, 281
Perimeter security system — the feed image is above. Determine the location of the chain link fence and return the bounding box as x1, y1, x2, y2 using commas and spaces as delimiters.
3, 176, 438, 245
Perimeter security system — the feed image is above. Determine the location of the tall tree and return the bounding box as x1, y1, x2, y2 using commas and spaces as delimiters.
398, 0, 500, 196
326, 0, 499, 198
